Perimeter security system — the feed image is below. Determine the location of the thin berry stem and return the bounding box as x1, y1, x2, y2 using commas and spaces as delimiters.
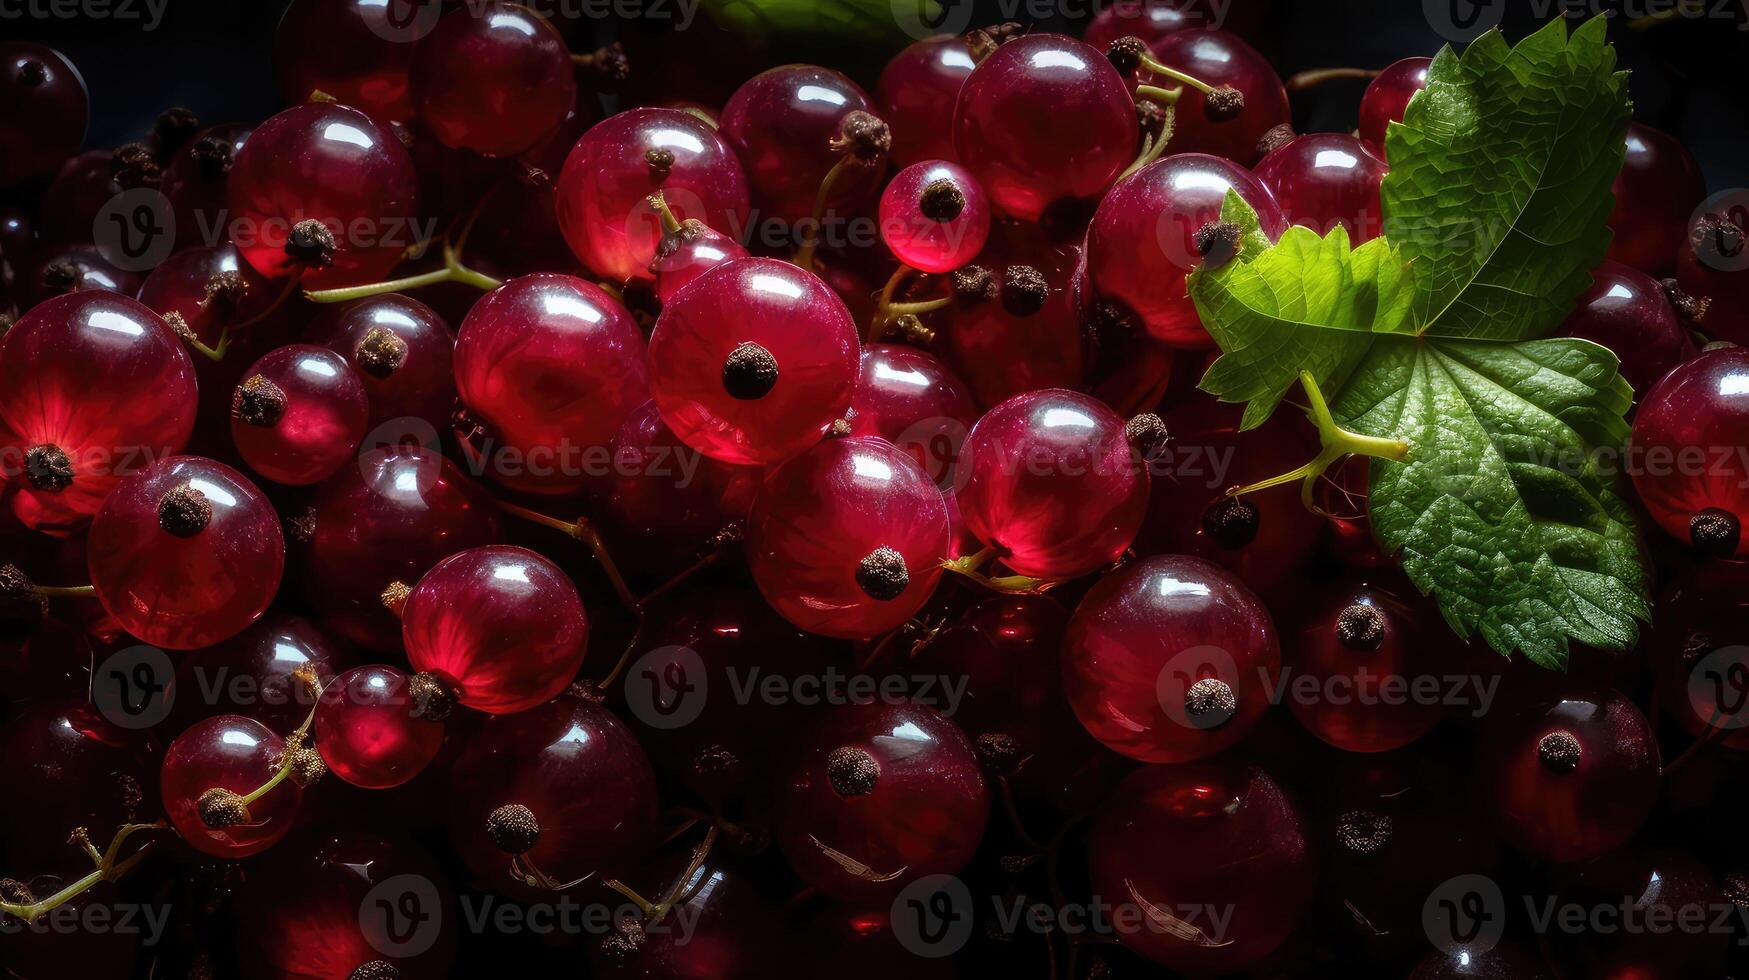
1134, 52, 1219, 97
494, 500, 641, 614
940, 546, 1055, 594
634, 534, 734, 614
0, 822, 165, 923
1227, 371, 1411, 510
1121, 97, 1179, 180
648, 190, 683, 235
1286, 67, 1382, 91
31, 582, 98, 598
304, 241, 502, 304
599, 876, 658, 915
882, 296, 952, 318
794, 155, 856, 272
593, 624, 643, 695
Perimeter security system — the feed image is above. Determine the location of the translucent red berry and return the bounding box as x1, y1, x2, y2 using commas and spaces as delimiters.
1558, 260, 1695, 397
87, 456, 285, 649
956, 388, 1148, 578
1254, 132, 1388, 242
1609, 121, 1705, 276
273, 0, 420, 121
1284, 580, 1446, 753
173, 613, 347, 734
648, 257, 860, 465
1629, 346, 1749, 558
878, 160, 991, 273
648, 216, 749, 305
876, 35, 975, 167
0, 291, 197, 533
0, 43, 87, 188
847, 343, 977, 486
555, 106, 750, 284
939, 227, 1088, 409
402, 545, 588, 715
161, 714, 302, 858
1062, 554, 1279, 762
411, 1, 575, 157
1144, 29, 1289, 165
604, 398, 762, 548
746, 435, 949, 639
719, 65, 885, 223
1358, 56, 1431, 155
954, 34, 1136, 222
313, 292, 458, 430
231, 345, 370, 486
315, 663, 445, 789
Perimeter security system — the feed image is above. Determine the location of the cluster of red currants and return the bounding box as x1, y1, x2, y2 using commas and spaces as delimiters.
0, 1, 1747, 978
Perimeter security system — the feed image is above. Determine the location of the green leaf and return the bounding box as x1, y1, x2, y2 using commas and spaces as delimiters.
1331, 336, 1647, 667
1381, 16, 1631, 340
1192, 192, 1418, 429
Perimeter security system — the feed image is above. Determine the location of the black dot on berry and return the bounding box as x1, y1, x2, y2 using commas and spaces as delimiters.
974, 732, 1019, 773
1107, 36, 1148, 76
355, 327, 409, 379
919, 178, 966, 222
1202, 497, 1260, 549
486, 802, 541, 854
406, 672, 454, 722
348, 961, 401, 980
721, 341, 779, 400
1183, 677, 1237, 729
1000, 265, 1049, 317
1257, 122, 1297, 158
855, 546, 910, 601
18, 60, 48, 86
826, 745, 880, 797
644, 146, 675, 178
158, 483, 213, 538
1194, 221, 1243, 268
951, 264, 997, 303
1689, 508, 1740, 557
1335, 809, 1393, 857
0, 564, 32, 599
232, 374, 288, 428
1538, 730, 1582, 773
23, 444, 73, 492
1203, 85, 1246, 121
833, 110, 891, 165
40, 259, 79, 293
197, 787, 250, 829
192, 134, 235, 183
285, 219, 337, 268
1125, 412, 1169, 461
1335, 603, 1387, 651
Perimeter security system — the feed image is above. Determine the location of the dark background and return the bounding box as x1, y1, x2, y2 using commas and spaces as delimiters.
12, 0, 1749, 193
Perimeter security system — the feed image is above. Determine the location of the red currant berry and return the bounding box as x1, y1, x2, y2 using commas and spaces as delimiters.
158, 123, 253, 251
775, 700, 988, 904
1085, 152, 1286, 347
226, 101, 419, 289
648, 257, 859, 466
604, 398, 762, 549
1558, 260, 1695, 397
403, 545, 588, 714
1285, 580, 1446, 753
411, 1, 575, 157
954, 34, 1136, 223
273, 0, 420, 121
1357, 56, 1431, 156
878, 160, 991, 273
1545, 847, 1727, 978
0, 43, 87, 188
956, 389, 1148, 578
1479, 686, 1660, 863
87, 456, 285, 649
37, 148, 116, 244
1086, 761, 1315, 974
0, 291, 197, 533
876, 35, 975, 167
587, 857, 780, 979
720, 65, 884, 223
746, 435, 949, 639
173, 613, 347, 735
20, 242, 142, 310
1144, 29, 1289, 165
161, 714, 302, 858
315, 664, 445, 789
1609, 122, 1706, 276
1647, 559, 1749, 749
306, 444, 503, 651
1083, 0, 1202, 51
231, 345, 370, 486
449, 690, 659, 893
313, 292, 458, 430
1676, 201, 1749, 345
1629, 345, 1749, 558
454, 273, 648, 495
555, 107, 750, 284
847, 343, 977, 487
0, 701, 158, 878
939, 227, 1088, 409
1063, 554, 1278, 761
648, 214, 749, 305
1254, 132, 1388, 242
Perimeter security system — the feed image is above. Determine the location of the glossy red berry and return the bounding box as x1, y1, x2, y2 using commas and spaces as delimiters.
313, 292, 458, 430
1629, 346, 1749, 558
876, 35, 976, 167
1062, 554, 1278, 762
1083, 0, 1202, 51
1558, 260, 1695, 397
588, 858, 780, 980
161, 714, 302, 858
719, 65, 885, 223
402, 545, 588, 715
954, 34, 1136, 223
20, 242, 141, 310
956, 388, 1148, 578
648, 257, 860, 465
1647, 560, 1749, 749
1543, 847, 1728, 979
1284, 580, 1446, 753
1676, 201, 1749, 344
454, 273, 649, 495
648, 216, 749, 305
1358, 56, 1431, 155
746, 435, 949, 639
1085, 152, 1286, 347
1086, 761, 1315, 974
604, 398, 762, 548
231, 345, 370, 486
847, 343, 977, 487
449, 691, 659, 893
315, 663, 445, 789
87, 455, 285, 649
0, 702, 158, 878
411, 2, 575, 157
775, 700, 989, 904
173, 613, 348, 734
226, 101, 419, 289
0, 43, 87, 188
1254, 132, 1388, 242
0, 291, 197, 533
1144, 29, 1289, 165
939, 227, 1089, 409
1479, 686, 1660, 862
878, 160, 991, 273
159, 123, 253, 250
306, 445, 503, 651
273, 0, 420, 121
1609, 121, 1705, 276
555, 107, 750, 284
